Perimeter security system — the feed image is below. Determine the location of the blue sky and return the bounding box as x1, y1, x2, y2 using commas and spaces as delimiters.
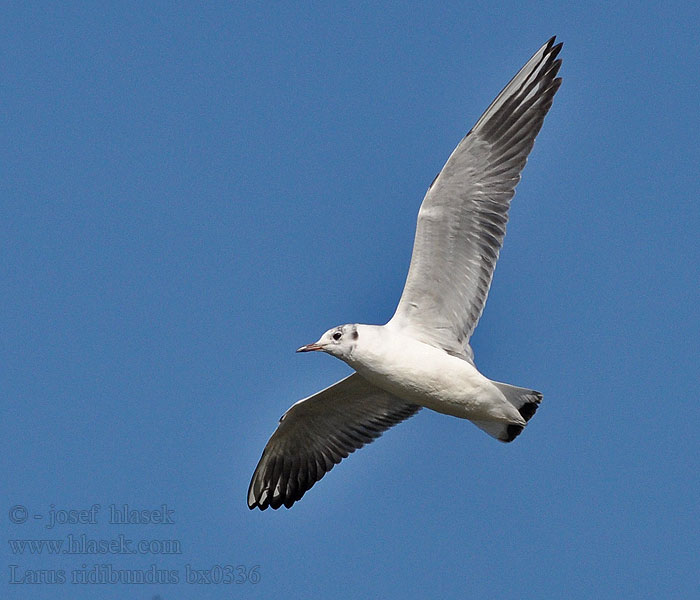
2, 2, 698, 599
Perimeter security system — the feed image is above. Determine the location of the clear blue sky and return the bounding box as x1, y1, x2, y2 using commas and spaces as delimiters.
3, 2, 698, 599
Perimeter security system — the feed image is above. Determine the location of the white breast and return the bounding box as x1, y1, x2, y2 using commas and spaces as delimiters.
347, 326, 517, 422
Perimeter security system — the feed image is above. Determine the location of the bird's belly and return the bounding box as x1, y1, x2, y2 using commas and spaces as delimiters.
352, 345, 505, 420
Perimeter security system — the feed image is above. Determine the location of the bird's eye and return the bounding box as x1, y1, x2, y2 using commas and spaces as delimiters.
332, 331, 342, 341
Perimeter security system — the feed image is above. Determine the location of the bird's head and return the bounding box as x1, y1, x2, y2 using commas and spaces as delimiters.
297, 324, 360, 360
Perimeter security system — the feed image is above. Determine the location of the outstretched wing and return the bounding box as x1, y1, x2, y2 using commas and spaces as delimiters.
388, 37, 562, 354
248, 373, 420, 510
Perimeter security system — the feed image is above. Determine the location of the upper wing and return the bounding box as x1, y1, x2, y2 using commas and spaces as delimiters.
248, 373, 420, 510
388, 37, 562, 354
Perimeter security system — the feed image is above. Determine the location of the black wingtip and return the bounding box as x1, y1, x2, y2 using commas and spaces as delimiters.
518, 400, 540, 422
550, 43, 564, 61
504, 424, 525, 442
519, 391, 543, 422
500, 391, 542, 442
541, 36, 563, 62
546, 35, 562, 48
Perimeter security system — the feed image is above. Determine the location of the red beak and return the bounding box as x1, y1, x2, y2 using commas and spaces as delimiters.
296, 343, 324, 353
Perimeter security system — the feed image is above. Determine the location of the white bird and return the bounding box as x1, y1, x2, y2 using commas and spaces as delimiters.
249, 37, 563, 510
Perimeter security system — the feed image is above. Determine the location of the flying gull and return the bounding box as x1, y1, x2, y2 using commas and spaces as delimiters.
249, 37, 563, 510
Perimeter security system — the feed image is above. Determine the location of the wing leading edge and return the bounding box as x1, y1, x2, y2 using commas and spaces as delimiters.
248, 374, 420, 510
388, 37, 563, 354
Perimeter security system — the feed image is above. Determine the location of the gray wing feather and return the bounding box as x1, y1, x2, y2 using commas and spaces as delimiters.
248, 373, 420, 510
388, 37, 562, 353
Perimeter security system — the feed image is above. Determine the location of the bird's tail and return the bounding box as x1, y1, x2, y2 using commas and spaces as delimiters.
472, 382, 542, 443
